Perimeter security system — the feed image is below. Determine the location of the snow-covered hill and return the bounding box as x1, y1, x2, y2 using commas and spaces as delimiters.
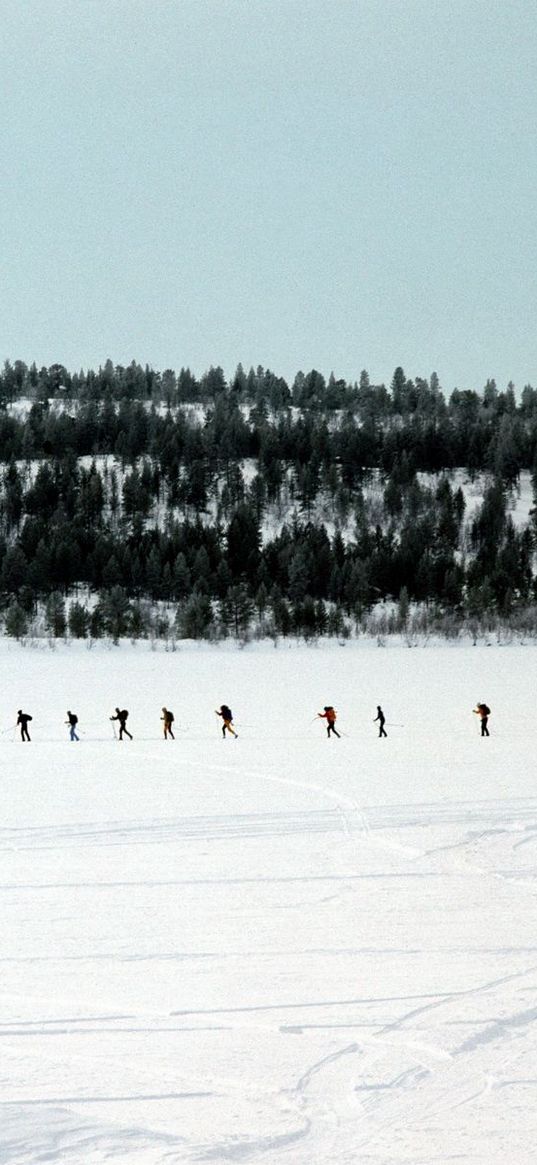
1, 639, 536, 1163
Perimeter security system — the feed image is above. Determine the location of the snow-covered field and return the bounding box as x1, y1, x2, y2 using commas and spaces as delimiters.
1, 639, 536, 1164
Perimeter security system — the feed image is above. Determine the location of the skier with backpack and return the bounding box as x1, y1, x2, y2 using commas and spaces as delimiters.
474, 702, 491, 737
66, 711, 79, 741
161, 707, 175, 740
317, 706, 340, 738
110, 708, 133, 741
215, 704, 238, 738
16, 710, 32, 742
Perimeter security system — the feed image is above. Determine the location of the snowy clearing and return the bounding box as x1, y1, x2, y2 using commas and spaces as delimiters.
1, 639, 536, 1164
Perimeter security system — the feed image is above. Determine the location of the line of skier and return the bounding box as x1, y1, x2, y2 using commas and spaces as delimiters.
12, 701, 492, 741
13, 703, 239, 741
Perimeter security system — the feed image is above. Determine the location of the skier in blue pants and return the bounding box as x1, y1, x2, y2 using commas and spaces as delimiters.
66, 711, 79, 741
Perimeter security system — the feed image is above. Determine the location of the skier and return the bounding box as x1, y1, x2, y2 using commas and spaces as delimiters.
161, 707, 175, 740
110, 707, 133, 741
374, 705, 387, 737
66, 711, 79, 741
215, 704, 238, 738
474, 702, 490, 737
17, 710, 32, 741
318, 706, 340, 738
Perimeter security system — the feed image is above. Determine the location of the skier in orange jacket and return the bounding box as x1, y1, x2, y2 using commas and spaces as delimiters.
318, 706, 340, 738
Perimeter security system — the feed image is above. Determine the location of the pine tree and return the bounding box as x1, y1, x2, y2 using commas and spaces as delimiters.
68, 602, 89, 638
226, 505, 260, 579
5, 600, 28, 640
101, 586, 132, 643
220, 583, 253, 639
45, 592, 66, 637
177, 592, 213, 639
1, 546, 28, 593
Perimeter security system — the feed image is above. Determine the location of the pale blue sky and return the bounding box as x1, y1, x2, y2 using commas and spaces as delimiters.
1, 0, 537, 392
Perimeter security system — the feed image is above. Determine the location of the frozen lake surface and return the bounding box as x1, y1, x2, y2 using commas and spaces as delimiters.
1, 638, 536, 1163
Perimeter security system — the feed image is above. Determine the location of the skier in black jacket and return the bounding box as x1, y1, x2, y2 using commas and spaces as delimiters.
110, 708, 133, 740
66, 711, 79, 741
374, 706, 387, 737
17, 710, 32, 741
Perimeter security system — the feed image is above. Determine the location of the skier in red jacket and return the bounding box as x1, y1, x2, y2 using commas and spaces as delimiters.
317, 706, 340, 738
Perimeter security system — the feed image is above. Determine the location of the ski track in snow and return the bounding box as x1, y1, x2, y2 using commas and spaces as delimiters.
2, 641, 537, 1163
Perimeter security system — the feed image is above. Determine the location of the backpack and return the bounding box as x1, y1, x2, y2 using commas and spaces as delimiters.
482, 704, 490, 716
120, 709, 128, 720
222, 705, 232, 721
71, 714, 78, 725
168, 711, 174, 722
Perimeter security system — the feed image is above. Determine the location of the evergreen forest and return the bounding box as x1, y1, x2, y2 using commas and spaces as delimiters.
1, 358, 537, 643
